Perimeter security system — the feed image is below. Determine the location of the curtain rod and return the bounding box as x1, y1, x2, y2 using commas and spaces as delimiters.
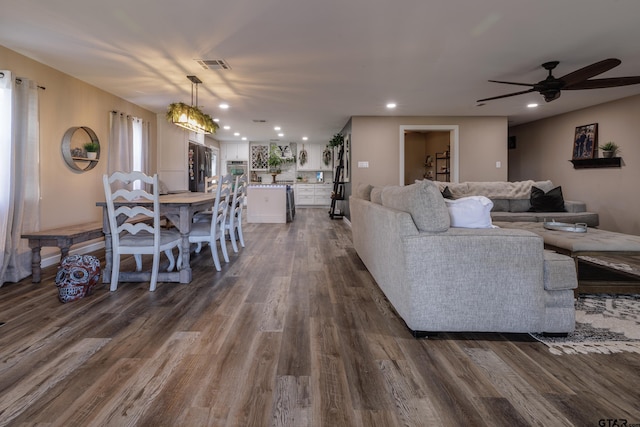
15, 77, 46, 90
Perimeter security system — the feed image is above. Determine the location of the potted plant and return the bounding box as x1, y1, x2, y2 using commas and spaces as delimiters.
599, 141, 619, 158
268, 145, 284, 183
83, 141, 100, 159
329, 133, 344, 147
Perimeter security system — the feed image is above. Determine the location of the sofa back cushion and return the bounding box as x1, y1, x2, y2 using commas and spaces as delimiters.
381, 180, 450, 232
510, 199, 532, 212
490, 199, 510, 212
353, 183, 373, 201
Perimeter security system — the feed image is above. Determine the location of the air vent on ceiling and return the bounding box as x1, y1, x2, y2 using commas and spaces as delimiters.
253, 119, 267, 123
196, 59, 231, 70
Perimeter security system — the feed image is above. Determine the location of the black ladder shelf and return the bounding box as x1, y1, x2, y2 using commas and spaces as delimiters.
329, 146, 345, 219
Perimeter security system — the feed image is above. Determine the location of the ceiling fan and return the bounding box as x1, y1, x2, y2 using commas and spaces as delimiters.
477, 58, 640, 103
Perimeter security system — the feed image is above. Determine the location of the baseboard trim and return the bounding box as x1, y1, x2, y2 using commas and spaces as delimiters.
41, 241, 105, 268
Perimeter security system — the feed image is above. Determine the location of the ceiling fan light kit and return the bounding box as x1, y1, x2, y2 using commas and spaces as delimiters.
166, 75, 218, 134
477, 58, 640, 104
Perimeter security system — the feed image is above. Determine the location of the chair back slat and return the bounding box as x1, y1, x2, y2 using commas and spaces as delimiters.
204, 176, 217, 193
211, 174, 233, 235
103, 172, 161, 247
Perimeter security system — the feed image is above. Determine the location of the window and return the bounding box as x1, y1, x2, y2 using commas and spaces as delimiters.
132, 118, 143, 189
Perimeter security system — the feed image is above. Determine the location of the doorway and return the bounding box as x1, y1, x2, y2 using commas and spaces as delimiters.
399, 125, 459, 185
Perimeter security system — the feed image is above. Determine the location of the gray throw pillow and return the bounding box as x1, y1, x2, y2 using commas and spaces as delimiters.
381, 180, 450, 232
354, 183, 373, 200
370, 187, 383, 204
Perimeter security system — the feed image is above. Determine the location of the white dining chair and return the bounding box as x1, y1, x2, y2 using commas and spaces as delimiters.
103, 171, 182, 292
223, 174, 247, 252
193, 175, 218, 223
189, 173, 233, 271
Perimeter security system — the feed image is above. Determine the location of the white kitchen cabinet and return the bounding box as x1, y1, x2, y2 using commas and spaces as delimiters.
294, 183, 332, 206
297, 143, 333, 171
221, 142, 249, 161
314, 184, 332, 204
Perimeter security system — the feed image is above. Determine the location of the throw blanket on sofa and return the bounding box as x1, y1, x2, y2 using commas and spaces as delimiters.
433, 180, 554, 199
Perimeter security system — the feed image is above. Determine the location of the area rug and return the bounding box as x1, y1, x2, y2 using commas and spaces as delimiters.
530, 294, 640, 355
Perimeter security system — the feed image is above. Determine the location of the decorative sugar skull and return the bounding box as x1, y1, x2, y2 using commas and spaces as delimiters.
55, 255, 101, 303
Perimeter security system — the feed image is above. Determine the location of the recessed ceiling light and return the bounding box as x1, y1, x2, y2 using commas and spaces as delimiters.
223, 125, 230, 130
302, 136, 308, 141
234, 132, 240, 136
274, 126, 281, 131
527, 103, 539, 108
213, 118, 220, 122
278, 133, 284, 137
219, 103, 229, 109
386, 102, 397, 109
241, 137, 247, 141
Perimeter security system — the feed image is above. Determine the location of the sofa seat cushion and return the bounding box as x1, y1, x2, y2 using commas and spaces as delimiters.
543, 250, 578, 291
381, 180, 450, 232
491, 212, 542, 222
444, 196, 496, 228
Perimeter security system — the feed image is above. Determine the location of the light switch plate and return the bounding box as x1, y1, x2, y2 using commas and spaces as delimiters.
358, 161, 369, 168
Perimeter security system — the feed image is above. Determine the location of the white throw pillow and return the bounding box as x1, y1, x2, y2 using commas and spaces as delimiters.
444, 196, 496, 228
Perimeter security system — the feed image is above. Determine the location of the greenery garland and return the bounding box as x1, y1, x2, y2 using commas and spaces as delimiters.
166, 102, 219, 134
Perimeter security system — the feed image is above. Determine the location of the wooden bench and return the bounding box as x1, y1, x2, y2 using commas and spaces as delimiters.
22, 221, 105, 283
21, 215, 167, 283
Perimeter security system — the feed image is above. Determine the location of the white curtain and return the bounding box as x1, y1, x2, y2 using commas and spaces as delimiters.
0, 71, 41, 285
108, 111, 133, 174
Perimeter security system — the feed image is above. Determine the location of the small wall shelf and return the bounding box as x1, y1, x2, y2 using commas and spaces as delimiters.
570, 157, 621, 169
61, 126, 100, 172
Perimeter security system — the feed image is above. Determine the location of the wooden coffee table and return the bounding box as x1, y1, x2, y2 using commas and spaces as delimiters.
494, 221, 640, 294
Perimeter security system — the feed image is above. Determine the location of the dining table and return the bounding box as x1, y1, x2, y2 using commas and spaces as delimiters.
97, 191, 216, 284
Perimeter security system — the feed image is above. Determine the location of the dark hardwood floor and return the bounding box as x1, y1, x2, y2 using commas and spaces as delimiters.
1, 208, 639, 426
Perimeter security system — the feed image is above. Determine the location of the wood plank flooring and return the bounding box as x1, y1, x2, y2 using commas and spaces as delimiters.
1, 208, 639, 426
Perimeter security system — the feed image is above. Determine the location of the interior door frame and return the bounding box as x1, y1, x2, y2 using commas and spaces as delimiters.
399, 125, 459, 185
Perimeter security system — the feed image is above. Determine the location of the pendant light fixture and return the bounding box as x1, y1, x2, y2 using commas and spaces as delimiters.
166, 75, 218, 134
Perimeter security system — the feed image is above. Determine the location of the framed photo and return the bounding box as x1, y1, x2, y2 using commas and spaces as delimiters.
343, 133, 351, 182
572, 123, 598, 160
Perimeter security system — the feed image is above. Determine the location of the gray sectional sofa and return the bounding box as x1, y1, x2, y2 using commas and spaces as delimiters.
351, 180, 578, 336
432, 180, 599, 226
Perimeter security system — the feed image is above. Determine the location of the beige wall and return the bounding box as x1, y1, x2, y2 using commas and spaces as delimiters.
350, 115, 508, 188
1, 46, 157, 237
509, 94, 640, 235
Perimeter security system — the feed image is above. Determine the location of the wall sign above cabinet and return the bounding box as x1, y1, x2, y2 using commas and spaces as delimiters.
61, 126, 100, 172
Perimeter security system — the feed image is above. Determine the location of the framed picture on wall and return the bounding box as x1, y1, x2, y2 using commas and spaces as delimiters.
343, 133, 351, 182
572, 123, 597, 160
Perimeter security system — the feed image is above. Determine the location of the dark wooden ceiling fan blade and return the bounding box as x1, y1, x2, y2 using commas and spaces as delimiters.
564, 76, 640, 90
487, 80, 535, 88
477, 88, 536, 102
559, 58, 621, 87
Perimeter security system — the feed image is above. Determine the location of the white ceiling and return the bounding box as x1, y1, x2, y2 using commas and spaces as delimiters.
3, 0, 640, 145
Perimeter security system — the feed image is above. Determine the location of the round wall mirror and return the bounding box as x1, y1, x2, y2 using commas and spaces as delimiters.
61, 126, 100, 172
